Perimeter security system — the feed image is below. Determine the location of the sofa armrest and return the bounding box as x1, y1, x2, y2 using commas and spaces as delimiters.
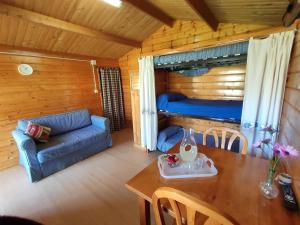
91, 115, 110, 131
12, 130, 42, 182
12, 129, 37, 153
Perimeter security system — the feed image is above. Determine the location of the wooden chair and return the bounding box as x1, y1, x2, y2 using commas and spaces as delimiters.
203, 127, 248, 155
152, 187, 239, 225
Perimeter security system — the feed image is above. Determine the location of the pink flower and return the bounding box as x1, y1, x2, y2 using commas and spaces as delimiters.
274, 144, 287, 157
273, 143, 283, 157
272, 144, 299, 158
285, 146, 299, 157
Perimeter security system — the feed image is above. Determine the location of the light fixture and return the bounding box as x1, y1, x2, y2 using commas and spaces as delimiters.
102, 0, 122, 8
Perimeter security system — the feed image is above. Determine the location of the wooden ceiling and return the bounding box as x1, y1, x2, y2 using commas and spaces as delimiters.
0, 0, 290, 59
0, 0, 163, 58
149, 0, 289, 25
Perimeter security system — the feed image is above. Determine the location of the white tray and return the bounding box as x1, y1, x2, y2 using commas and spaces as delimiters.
158, 153, 218, 179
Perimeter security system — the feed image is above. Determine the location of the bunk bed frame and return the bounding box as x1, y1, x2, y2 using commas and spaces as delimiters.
158, 111, 241, 124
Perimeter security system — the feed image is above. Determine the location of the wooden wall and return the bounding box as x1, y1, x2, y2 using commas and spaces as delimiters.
155, 69, 168, 96
119, 20, 296, 145
279, 28, 300, 198
140, 21, 270, 55
0, 53, 118, 170
168, 65, 245, 100
119, 58, 135, 123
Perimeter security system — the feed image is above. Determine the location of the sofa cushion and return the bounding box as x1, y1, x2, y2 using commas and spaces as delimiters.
36, 125, 107, 163
25, 122, 51, 143
17, 109, 92, 136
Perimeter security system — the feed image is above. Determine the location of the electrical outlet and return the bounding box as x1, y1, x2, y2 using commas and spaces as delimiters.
90, 60, 97, 65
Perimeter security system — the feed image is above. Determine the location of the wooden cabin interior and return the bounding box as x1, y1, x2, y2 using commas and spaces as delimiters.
0, 0, 300, 225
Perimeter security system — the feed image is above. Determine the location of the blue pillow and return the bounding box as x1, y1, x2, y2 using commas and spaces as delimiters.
165, 93, 187, 102
157, 93, 187, 111
157, 125, 183, 152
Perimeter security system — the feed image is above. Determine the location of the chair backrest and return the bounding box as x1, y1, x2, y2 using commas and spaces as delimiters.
203, 127, 248, 155
152, 187, 239, 225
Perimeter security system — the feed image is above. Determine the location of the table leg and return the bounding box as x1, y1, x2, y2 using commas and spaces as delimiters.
138, 197, 151, 225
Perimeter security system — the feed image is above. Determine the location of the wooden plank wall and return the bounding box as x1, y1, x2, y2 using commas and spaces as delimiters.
119, 56, 137, 123
168, 65, 245, 100
130, 90, 141, 145
118, 20, 277, 145
141, 21, 270, 55
0, 54, 118, 170
279, 28, 300, 198
155, 69, 168, 95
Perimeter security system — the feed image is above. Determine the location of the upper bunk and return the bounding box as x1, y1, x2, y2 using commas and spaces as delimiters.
153, 42, 248, 125
157, 93, 243, 124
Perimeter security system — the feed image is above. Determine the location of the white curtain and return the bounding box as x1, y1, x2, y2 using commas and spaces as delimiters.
241, 31, 295, 157
139, 56, 158, 151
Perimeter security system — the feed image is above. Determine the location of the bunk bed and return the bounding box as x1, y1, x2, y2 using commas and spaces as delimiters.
154, 42, 247, 152
157, 93, 243, 124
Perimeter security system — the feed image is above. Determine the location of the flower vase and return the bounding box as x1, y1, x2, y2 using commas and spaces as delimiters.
259, 166, 279, 199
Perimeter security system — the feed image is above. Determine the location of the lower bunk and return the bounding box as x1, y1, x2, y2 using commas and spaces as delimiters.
157, 116, 241, 153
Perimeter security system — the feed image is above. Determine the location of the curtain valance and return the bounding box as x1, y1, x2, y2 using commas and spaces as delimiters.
153, 41, 249, 66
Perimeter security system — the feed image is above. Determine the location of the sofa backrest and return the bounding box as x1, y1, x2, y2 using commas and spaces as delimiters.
17, 109, 92, 136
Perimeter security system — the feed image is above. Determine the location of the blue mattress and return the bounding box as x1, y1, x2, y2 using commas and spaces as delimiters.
157, 93, 243, 123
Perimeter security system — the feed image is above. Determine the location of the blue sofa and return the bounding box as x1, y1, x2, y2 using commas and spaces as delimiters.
12, 109, 112, 182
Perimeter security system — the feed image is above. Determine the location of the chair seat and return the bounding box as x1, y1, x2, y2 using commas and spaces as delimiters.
37, 125, 107, 163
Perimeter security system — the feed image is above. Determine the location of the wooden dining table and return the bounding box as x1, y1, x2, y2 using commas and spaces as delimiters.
125, 144, 300, 225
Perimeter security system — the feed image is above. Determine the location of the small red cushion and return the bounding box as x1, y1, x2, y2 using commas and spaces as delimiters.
25, 122, 51, 143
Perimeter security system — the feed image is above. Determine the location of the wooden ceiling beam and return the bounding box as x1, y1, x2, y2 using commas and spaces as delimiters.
124, 0, 175, 27
0, 43, 119, 66
0, 3, 141, 48
185, 0, 219, 31
0, 44, 93, 61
